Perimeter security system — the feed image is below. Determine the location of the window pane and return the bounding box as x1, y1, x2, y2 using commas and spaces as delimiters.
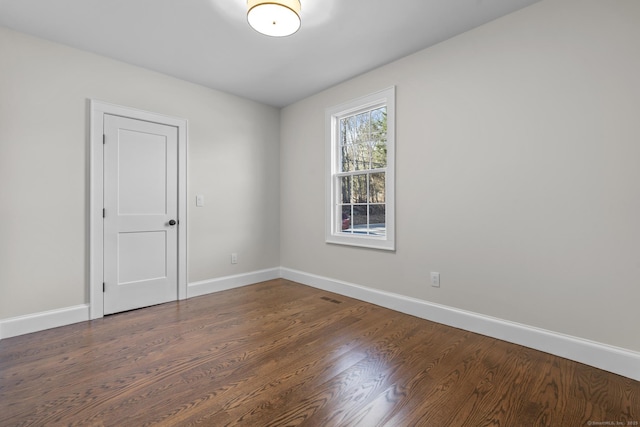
352, 205, 368, 233
369, 205, 386, 236
371, 141, 387, 169
341, 205, 352, 233
369, 173, 385, 203
371, 107, 386, 142
355, 112, 371, 144
341, 116, 357, 145
353, 143, 371, 171
352, 174, 367, 203
341, 145, 353, 172
371, 106, 387, 168
340, 176, 351, 204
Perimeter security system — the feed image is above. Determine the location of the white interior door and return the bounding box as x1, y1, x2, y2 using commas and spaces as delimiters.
103, 114, 178, 315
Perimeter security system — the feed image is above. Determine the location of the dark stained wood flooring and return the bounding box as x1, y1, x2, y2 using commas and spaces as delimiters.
1, 279, 638, 426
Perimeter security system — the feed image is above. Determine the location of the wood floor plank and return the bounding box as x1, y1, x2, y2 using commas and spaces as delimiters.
317, 323, 470, 426
1, 279, 638, 426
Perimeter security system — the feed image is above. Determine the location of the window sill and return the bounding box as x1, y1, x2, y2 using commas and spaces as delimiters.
326, 234, 395, 251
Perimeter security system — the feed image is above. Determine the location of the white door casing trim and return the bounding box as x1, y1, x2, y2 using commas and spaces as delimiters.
90, 100, 188, 319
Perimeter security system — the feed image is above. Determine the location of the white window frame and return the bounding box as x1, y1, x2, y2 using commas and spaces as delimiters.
325, 86, 395, 251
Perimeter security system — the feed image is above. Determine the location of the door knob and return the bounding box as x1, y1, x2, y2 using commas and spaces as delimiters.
168, 219, 177, 226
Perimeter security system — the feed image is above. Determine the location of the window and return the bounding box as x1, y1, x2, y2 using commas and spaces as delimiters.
325, 87, 395, 250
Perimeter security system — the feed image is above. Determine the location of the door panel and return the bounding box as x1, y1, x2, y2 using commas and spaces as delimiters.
117, 129, 168, 215
104, 114, 178, 315
118, 231, 167, 283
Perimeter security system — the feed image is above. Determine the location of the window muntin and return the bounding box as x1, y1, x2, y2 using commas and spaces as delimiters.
326, 87, 395, 250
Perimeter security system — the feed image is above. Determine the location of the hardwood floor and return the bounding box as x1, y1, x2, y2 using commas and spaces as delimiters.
1, 279, 638, 426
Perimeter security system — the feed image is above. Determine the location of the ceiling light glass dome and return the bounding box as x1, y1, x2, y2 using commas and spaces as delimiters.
247, 0, 301, 37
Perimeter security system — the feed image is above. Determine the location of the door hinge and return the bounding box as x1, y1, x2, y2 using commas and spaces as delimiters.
103, 134, 106, 144
102, 282, 105, 292
103, 208, 105, 218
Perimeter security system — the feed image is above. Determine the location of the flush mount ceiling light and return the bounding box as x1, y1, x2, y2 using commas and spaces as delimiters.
247, 0, 301, 37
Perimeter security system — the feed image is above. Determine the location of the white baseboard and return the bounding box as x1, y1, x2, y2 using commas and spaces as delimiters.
3, 267, 638, 381
0, 268, 281, 341
281, 267, 640, 382
187, 267, 281, 298
0, 304, 90, 340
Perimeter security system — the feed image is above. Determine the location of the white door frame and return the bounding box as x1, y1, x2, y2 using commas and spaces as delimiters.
89, 100, 188, 319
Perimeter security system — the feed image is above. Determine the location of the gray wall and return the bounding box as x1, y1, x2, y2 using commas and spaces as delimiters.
0, 27, 281, 319
2, 0, 638, 355
280, 0, 640, 352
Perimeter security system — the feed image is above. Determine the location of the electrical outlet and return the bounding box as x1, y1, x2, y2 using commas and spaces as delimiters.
431, 272, 440, 288
231, 253, 238, 264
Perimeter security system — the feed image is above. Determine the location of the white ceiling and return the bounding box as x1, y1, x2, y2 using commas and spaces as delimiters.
0, 0, 540, 107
